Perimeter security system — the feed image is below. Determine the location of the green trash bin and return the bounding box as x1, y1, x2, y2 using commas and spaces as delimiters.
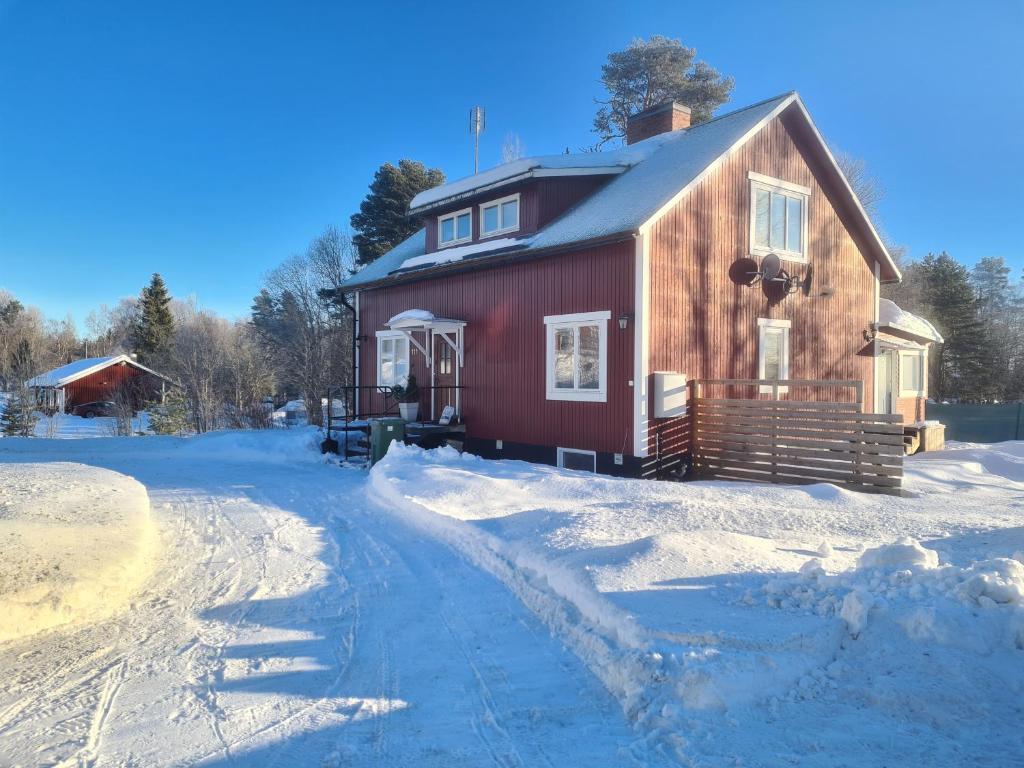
368, 417, 406, 465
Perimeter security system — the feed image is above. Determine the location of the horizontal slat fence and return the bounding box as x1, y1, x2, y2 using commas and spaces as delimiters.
692, 379, 905, 496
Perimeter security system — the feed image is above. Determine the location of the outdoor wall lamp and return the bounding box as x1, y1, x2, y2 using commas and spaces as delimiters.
618, 313, 633, 330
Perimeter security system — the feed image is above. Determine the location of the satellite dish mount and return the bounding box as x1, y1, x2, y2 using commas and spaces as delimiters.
747, 253, 813, 296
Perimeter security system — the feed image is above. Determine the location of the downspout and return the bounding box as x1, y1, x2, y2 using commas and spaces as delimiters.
337, 291, 360, 417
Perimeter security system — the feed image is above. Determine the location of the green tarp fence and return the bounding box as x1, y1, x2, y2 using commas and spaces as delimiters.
925, 403, 1024, 443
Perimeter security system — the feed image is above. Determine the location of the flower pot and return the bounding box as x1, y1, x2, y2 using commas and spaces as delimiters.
399, 402, 419, 422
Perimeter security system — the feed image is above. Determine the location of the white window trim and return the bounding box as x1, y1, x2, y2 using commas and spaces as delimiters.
757, 318, 791, 395
479, 192, 520, 239
437, 206, 473, 248
748, 172, 810, 264
375, 330, 410, 387
544, 310, 610, 402
557, 446, 597, 473
898, 349, 928, 398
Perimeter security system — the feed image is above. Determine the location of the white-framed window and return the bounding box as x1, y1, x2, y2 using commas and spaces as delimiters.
438, 207, 472, 248
557, 447, 597, 473
899, 349, 927, 397
480, 193, 520, 238
544, 311, 610, 402
757, 318, 791, 394
749, 172, 810, 263
376, 332, 410, 387
438, 342, 452, 375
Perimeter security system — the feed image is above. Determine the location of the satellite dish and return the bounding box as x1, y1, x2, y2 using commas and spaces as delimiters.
761, 253, 783, 282
783, 264, 814, 296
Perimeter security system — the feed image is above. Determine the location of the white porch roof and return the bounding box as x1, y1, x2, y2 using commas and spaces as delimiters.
387, 309, 466, 331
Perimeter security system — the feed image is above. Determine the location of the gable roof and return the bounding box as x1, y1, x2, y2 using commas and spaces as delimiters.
25, 354, 171, 388
342, 92, 900, 291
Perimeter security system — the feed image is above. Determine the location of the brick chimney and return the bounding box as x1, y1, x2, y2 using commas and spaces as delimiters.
625, 101, 692, 145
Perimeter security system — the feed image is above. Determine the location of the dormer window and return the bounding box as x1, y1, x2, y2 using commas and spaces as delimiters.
748, 172, 810, 263
438, 207, 472, 248
480, 193, 520, 238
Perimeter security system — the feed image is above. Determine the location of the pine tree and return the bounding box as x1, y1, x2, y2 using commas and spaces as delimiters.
920, 252, 990, 401
350, 160, 445, 267
2, 387, 38, 437
593, 35, 734, 145
134, 273, 175, 364
148, 388, 190, 435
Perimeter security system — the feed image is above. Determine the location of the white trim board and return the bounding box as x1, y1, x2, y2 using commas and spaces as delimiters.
633, 232, 650, 458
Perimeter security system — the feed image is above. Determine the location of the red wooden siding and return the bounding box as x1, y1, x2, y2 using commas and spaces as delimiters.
63, 363, 161, 408
423, 176, 611, 254
358, 240, 636, 454
645, 111, 880, 455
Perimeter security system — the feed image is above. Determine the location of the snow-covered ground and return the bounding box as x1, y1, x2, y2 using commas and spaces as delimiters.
369, 443, 1024, 766
0, 431, 1020, 766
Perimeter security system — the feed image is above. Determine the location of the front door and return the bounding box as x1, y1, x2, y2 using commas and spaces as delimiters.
432, 334, 457, 420
877, 350, 896, 414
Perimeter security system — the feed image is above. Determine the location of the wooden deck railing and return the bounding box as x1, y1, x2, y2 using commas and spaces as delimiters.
691, 379, 905, 496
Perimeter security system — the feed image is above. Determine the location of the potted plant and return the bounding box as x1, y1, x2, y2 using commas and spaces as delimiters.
392, 374, 420, 422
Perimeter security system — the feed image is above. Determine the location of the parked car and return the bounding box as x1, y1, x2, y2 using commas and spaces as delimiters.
71, 401, 117, 418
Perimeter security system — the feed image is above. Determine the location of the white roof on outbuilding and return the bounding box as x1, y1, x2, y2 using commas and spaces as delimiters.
25, 354, 170, 388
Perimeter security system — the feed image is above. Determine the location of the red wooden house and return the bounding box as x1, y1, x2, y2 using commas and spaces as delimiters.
340, 93, 903, 476
26, 354, 170, 413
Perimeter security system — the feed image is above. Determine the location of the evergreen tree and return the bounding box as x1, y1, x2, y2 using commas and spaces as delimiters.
3, 340, 38, 437
1, 387, 38, 437
593, 35, 734, 145
919, 252, 990, 400
148, 387, 190, 435
134, 273, 175, 363
350, 160, 445, 267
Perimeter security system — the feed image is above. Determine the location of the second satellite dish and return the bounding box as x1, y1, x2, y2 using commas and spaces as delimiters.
760, 252, 783, 282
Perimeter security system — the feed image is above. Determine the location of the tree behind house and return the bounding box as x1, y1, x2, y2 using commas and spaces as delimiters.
593, 35, 733, 146
134, 273, 175, 365
350, 160, 445, 267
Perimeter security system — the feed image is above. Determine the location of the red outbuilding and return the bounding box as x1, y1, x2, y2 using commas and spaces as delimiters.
26, 354, 170, 414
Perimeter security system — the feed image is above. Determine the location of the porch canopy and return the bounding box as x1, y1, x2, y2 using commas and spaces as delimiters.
386, 310, 466, 418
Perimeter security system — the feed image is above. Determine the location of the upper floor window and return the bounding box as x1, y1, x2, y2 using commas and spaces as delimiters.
438, 207, 472, 248
544, 311, 609, 402
749, 172, 810, 262
480, 193, 520, 237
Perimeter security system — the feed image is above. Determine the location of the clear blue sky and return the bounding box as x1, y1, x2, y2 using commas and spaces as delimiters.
1, 0, 1021, 328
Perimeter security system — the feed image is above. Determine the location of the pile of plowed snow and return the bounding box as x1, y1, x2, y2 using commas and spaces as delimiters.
0, 462, 158, 642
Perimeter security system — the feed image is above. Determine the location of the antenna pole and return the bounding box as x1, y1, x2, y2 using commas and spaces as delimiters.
470, 106, 485, 174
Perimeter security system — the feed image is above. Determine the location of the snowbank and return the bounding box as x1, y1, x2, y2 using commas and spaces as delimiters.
367, 441, 1024, 764
0, 462, 159, 642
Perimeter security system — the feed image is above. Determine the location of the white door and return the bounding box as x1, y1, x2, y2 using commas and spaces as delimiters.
877, 351, 896, 414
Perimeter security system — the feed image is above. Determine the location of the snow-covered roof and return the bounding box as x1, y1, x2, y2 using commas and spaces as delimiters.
342, 92, 900, 291
878, 299, 944, 344
25, 354, 170, 388
409, 138, 675, 212
387, 309, 466, 330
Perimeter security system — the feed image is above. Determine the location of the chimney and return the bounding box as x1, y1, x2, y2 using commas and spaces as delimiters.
625, 101, 691, 145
